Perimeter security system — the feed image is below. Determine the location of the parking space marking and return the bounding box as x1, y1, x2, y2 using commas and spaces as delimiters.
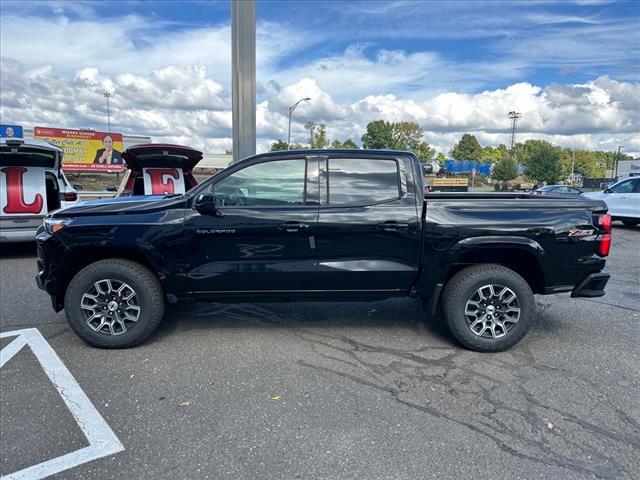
0, 328, 124, 480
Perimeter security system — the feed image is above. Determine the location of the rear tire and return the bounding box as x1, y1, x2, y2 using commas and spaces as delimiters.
441, 264, 535, 352
64, 259, 165, 348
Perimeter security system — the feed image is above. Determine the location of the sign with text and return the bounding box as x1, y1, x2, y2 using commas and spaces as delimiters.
142, 168, 185, 195
0, 166, 48, 216
34, 127, 125, 172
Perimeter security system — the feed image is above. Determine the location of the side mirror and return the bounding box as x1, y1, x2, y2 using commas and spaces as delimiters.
194, 193, 224, 217
603, 188, 612, 193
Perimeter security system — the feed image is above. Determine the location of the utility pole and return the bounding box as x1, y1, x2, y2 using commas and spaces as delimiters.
614, 145, 623, 179
571, 149, 575, 184
104, 92, 112, 132
288, 97, 311, 148
508, 111, 521, 159
231, 0, 256, 163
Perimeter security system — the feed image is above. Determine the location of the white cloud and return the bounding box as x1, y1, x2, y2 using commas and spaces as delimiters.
2, 56, 637, 156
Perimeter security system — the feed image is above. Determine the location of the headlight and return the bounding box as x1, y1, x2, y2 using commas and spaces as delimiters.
43, 217, 72, 234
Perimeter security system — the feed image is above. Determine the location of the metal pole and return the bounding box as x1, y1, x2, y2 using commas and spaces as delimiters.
104, 92, 111, 132
614, 146, 623, 179
571, 149, 575, 184
287, 97, 310, 148
231, 0, 256, 163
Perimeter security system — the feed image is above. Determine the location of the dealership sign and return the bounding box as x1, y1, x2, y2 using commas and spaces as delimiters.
142, 168, 186, 195
34, 127, 125, 172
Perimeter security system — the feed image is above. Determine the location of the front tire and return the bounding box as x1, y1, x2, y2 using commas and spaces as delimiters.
441, 264, 535, 352
64, 259, 165, 348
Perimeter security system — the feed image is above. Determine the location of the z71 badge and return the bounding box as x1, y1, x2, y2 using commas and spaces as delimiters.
568, 229, 594, 237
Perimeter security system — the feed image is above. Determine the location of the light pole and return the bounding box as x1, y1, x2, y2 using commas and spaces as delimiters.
614, 145, 623, 179
288, 97, 310, 148
104, 92, 112, 132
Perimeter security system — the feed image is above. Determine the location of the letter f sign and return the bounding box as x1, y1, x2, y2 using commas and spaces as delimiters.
1, 167, 45, 215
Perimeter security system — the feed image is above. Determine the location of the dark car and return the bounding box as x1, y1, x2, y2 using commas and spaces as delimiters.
533, 185, 583, 196
116, 144, 203, 197
36, 150, 611, 352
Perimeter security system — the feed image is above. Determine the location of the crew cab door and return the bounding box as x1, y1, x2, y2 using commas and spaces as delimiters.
182, 155, 319, 295
314, 154, 421, 292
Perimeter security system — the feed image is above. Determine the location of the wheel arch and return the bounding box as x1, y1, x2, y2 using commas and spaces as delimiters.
445, 236, 546, 294
56, 245, 169, 309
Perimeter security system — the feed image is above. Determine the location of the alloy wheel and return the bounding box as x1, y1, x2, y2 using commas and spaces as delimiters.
464, 284, 521, 339
80, 279, 141, 336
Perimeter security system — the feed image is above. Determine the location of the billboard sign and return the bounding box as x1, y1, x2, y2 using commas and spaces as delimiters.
0, 124, 24, 138
34, 127, 125, 172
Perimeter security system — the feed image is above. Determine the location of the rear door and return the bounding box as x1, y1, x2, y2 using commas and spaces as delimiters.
182, 155, 320, 295
314, 153, 421, 292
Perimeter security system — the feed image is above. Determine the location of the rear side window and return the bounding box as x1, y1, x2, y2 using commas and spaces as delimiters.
327, 158, 400, 206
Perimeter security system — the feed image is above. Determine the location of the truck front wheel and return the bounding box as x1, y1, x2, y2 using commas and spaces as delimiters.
64, 259, 165, 348
441, 264, 535, 352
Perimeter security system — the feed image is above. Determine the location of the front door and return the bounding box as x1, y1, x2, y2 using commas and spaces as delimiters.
314, 154, 421, 292
183, 156, 319, 296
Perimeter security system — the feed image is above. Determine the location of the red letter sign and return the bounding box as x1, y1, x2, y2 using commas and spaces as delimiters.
1, 167, 46, 215
142, 168, 185, 195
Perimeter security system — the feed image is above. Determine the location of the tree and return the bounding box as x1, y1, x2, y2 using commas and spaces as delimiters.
450, 134, 482, 160
270, 139, 289, 151
412, 141, 436, 163
524, 142, 563, 184
436, 152, 446, 164
392, 121, 424, 150
311, 123, 329, 149
331, 138, 358, 149
492, 157, 518, 181
361, 120, 394, 149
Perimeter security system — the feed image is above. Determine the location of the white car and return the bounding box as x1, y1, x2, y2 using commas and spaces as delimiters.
1, 138, 80, 242
582, 177, 640, 227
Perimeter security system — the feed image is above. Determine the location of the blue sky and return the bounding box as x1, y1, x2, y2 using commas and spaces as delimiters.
1, 0, 639, 153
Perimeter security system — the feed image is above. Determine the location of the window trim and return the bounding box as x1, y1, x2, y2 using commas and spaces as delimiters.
323, 157, 402, 208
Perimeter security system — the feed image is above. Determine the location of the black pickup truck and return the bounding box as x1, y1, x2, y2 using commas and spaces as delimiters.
35, 150, 612, 351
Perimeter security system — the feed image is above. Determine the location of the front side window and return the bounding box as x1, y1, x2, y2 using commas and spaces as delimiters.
327, 158, 400, 206
212, 159, 306, 206
610, 179, 634, 194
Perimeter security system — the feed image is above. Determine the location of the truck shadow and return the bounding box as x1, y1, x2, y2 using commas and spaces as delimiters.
0, 242, 37, 259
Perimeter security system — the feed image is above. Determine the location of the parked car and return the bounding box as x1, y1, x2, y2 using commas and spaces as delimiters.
116, 144, 203, 197
1, 138, 79, 242
582, 176, 640, 227
36, 150, 611, 352
533, 185, 583, 196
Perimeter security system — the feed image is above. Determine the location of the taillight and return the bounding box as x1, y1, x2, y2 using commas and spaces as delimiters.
63, 191, 78, 201
595, 214, 612, 257
598, 214, 612, 233
597, 234, 611, 256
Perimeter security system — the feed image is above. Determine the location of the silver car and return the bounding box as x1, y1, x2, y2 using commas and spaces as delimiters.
1, 138, 80, 242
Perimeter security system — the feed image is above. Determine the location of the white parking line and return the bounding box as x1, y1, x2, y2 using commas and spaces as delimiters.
0, 328, 124, 480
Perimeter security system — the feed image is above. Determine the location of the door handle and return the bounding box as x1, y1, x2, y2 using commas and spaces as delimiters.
279, 222, 310, 232
377, 222, 409, 231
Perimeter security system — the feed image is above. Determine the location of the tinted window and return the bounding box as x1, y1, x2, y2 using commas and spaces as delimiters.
328, 158, 400, 206
212, 159, 306, 206
610, 179, 635, 194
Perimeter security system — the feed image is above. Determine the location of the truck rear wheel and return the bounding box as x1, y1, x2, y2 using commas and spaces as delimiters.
64, 259, 165, 348
441, 264, 534, 352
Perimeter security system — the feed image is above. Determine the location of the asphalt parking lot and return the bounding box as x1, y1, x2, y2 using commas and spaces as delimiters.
1, 225, 639, 480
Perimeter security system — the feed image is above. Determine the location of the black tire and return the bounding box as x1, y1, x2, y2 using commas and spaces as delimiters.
64, 259, 165, 348
622, 220, 639, 227
441, 264, 535, 352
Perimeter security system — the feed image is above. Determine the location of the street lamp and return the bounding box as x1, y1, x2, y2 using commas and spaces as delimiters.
288, 97, 310, 148
614, 145, 624, 179
104, 92, 112, 132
